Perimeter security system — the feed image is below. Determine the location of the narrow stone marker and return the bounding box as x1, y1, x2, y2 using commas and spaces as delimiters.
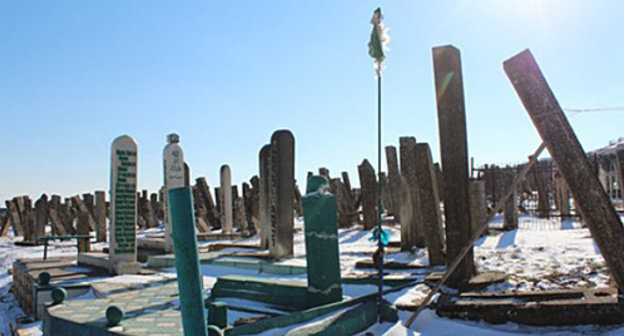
554, 172, 570, 217
469, 180, 488, 236
269, 130, 295, 258
48, 208, 67, 237
72, 195, 95, 231
77, 211, 91, 252
385, 145, 402, 221
400, 136, 425, 248
220, 164, 234, 234
433, 45, 475, 284
504, 49, 624, 289
259, 144, 271, 249
414, 143, 446, 266
502, 168, 518, 230
195, 177, 220, 229
48, 195, 64, 236
34, 194, 49, 243
357, 159, 377, 230
94, 191, 107, 242
163, 133, 185, 252
0, 214, 9, 237
5, 200, 24, 237
109, 135, 139, 264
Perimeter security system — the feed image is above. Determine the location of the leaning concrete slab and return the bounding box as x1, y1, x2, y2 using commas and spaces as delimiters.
504, 49, 624, 289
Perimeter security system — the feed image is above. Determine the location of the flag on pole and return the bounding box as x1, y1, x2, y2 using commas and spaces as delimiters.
368, 7, 390, 76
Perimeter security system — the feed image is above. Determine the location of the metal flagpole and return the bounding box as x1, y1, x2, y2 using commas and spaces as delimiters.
376, 68, 384, 323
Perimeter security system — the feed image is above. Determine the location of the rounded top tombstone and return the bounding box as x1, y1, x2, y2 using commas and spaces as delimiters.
167, 133, 180, 144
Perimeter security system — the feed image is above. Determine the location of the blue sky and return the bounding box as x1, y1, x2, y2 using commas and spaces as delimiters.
1, 1, 623, 202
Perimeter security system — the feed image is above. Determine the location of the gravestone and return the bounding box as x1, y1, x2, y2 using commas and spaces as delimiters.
319, 167, 331, 181
504, 49, 624, 288
140, 190, 156, 228
21, 197, 36, 244
469, 180, 488, 236
94, 191, 107, 242
249, 176, 261, 232
163, 133, 185, 252
34, 194, 49, 243
554, 172, 570, 217
108, 134, 140, 271
72, 195, 95, 231
502, 168, 518, 230
293, 182, 303, 217
61, 198, 75, 234
75, 135, 140, 274
242, 182, 258, 235
220, 164, 233, 234
82, 193, 95, 219
400, 136, 425, 249
196, 177, 220, 229
0, 214, 8, 237
379, 172, 390, 214
48, 195, 66, 236
385, 145, 402, 221
414, 143, 446, 266
5, 200, 23, 237
234, 198, 246, 235
259, 144, 271, 249
302, 176, 343, 307
433, 45, 475, 284
357, 159, 377, 230
269, 130, 295, 258
77, 211, 91, 252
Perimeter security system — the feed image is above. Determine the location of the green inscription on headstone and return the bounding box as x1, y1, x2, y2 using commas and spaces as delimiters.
113, 148, 137, 254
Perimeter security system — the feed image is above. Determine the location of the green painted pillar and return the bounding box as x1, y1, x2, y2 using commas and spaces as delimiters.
169, 187, 208, 336
302, 176, 342, 308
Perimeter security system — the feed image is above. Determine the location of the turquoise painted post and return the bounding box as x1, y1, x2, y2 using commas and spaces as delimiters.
302, 176, 342, 307
169, 186, 208, 336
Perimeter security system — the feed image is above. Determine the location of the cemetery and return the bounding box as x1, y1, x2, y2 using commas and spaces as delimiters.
3, 4, 624, 336
1, 45, 623, 335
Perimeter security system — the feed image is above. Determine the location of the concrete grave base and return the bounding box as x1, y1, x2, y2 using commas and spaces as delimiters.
77, 252, 141, 275
436, 287, 624, 326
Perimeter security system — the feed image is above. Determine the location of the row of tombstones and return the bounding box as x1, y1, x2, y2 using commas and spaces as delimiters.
0, 193, 108, 244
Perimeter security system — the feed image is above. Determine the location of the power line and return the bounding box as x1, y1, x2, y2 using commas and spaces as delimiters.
565, 106, 624, 114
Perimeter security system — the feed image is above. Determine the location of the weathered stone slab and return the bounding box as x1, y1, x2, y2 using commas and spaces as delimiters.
71, 195, 95, 232
504, 49, 624, 289
357, 159, 377, 230
502, 168, 518, 230
76, 211, 91, 252
220, 164, 234, 234
94, 191, 107, 242
433, 45, 475, 284
469, 180, 488, 236
259, 144, 271, 249
414, 143, 446, 266
33, 194, 48, 243
385, 145, 402, 221
195, 177, 220, 229
269, 130, 295, 258
6, 199, 23, 237
400, 136, 425, 249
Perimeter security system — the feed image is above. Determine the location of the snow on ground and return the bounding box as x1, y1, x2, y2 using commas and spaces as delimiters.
2, 214, 624, 335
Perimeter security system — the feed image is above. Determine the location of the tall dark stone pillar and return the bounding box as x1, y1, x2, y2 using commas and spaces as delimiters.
269, 130, 295, 258
433, 45, 475, 283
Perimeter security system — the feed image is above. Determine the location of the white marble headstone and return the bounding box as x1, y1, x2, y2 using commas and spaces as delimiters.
109, 135, 138, 262
163, 133, 185, 251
